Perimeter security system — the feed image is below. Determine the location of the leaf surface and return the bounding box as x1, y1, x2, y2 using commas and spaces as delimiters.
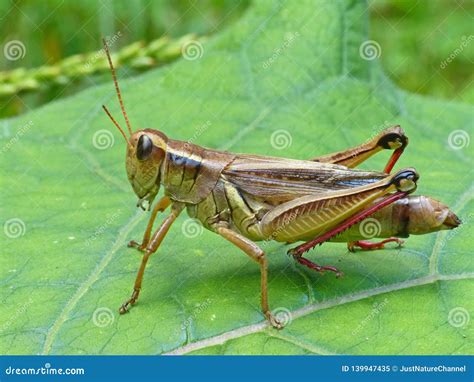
1, 0, 472, 355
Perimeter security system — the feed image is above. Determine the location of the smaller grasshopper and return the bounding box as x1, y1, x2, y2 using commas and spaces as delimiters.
100, 41, 460, 328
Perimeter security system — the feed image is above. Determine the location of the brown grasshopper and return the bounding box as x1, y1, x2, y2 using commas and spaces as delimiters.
100, 42, 460, 328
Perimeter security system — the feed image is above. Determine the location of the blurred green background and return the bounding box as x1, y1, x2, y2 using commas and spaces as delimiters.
0, 0, 472, 119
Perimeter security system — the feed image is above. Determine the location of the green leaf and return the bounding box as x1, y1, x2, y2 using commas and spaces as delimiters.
1, 0, 472, 355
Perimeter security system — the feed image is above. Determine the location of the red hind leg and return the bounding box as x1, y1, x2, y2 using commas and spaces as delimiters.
347, 238, 404, 252
292, 253, 343, 277
288, 192, 408, 258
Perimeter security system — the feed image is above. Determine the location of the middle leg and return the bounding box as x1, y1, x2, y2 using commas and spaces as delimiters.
216, 225, 284, 329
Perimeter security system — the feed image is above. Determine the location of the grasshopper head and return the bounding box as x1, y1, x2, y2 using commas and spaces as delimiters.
100, 40, 170, 210
126, 129, 168, 210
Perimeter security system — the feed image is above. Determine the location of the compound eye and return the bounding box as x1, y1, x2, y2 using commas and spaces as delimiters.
136, 134, 153, 160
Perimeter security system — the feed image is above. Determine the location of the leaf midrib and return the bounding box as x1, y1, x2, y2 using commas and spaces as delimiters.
165, 272, 474, 355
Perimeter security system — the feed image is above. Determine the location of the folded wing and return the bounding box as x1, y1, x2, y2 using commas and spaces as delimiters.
222, 154, 387, 204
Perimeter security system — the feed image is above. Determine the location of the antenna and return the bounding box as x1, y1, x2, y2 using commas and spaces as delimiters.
102, 38, 133, 136
102, 105, 128, 142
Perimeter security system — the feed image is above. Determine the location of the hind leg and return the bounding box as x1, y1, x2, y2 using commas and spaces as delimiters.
347, 238, 404, 252
311, 125, 408, 173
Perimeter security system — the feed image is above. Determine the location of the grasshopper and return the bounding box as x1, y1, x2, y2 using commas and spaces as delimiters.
100, 41, 460, 328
